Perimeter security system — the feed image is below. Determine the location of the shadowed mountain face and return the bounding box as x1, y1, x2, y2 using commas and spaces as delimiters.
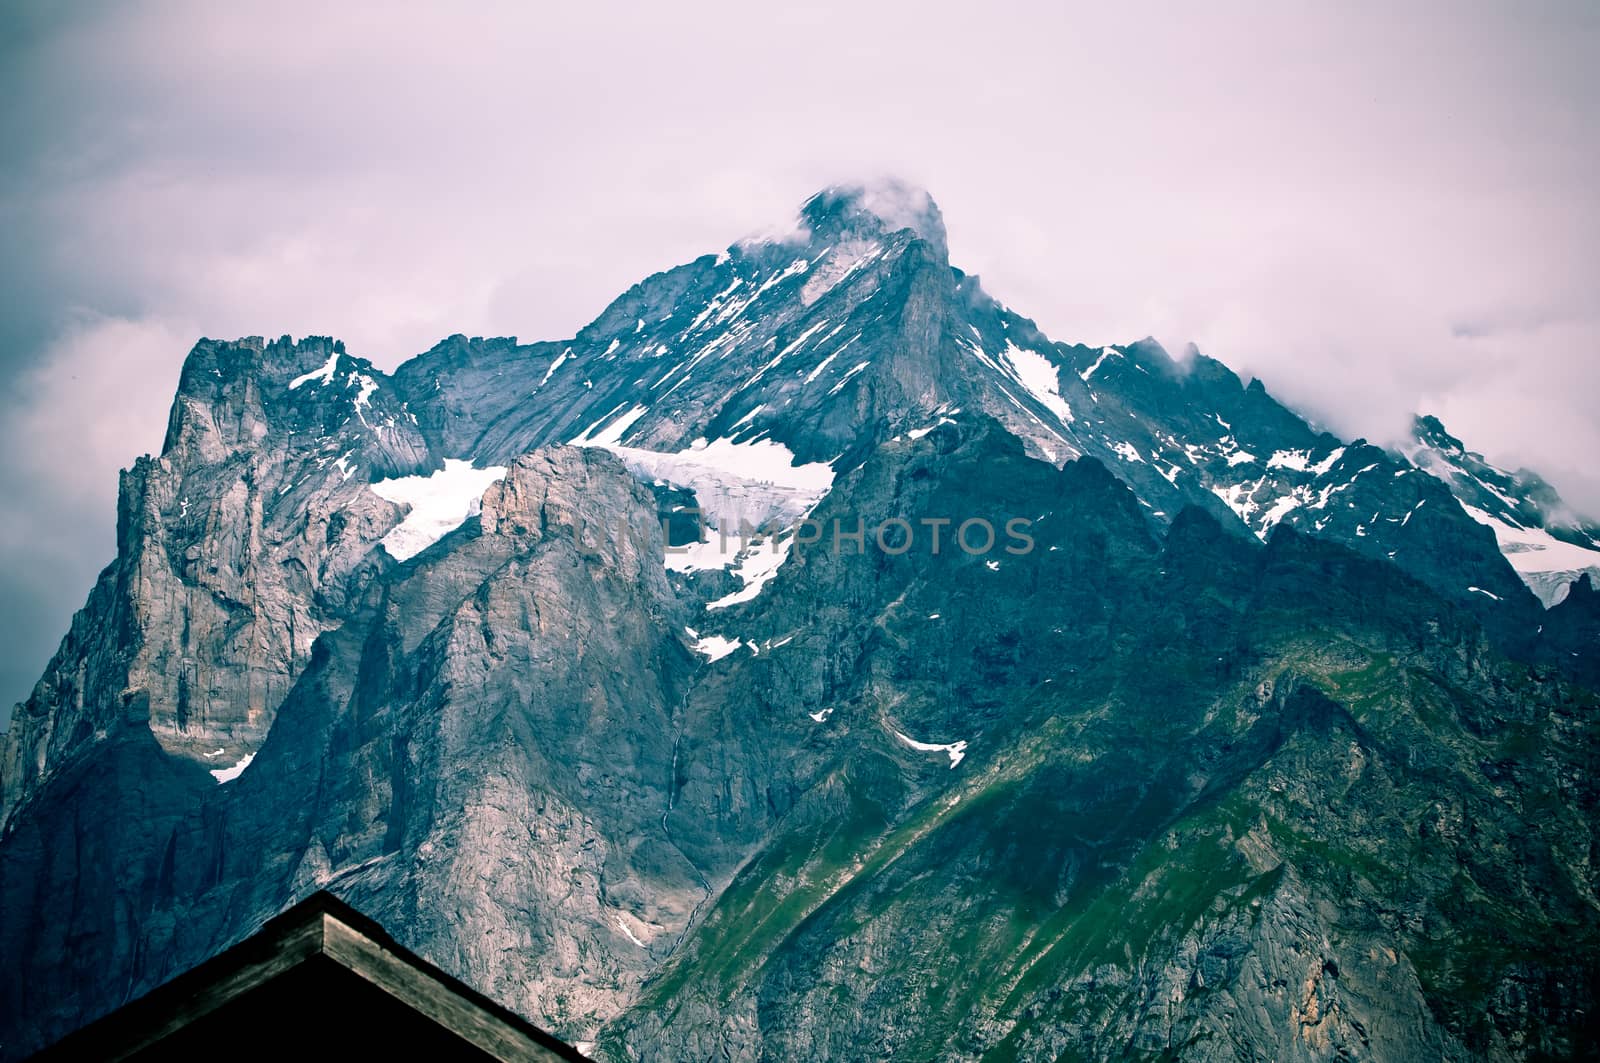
2, 184, 1597, 1061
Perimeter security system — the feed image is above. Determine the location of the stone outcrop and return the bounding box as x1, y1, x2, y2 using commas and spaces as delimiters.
3, 187, 1597, 1061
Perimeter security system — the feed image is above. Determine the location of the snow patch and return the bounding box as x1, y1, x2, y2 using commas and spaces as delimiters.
570, 403, 650, 448
776, 320, 829, 362
644, 439, 834, 585
665, 531, 745, 573
288, 350, 342, 390
1261, 491, 1303, 530
802, 352, 839, 386
828, 360, 870, 396
891, 728, 968, 769
350, 373, 379, 411
1112, 441, 1145, 464
690, 634, 743, 662
1001, 341, 1074, 425
289, 349, 346, 391
211, 752, 255, 784
1460, 502, 1600, 606
730, 404, 764, 430
370, 460, 509, 561
614, 915, 648, 949
706, 535, 795, 610
1310, 447, 1347, 476
755, 258, 810, 296
1272, 446, 1348, 475
1212, 482, 1260, 525
1081, 347, 1117, 381
610, 436, 833, 524
907, 415, 957, 441
538, 348, 573, 387
1266, 450, 1309, 472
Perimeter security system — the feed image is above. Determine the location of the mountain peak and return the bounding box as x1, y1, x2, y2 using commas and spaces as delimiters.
9, 168, 1600, 1063
798, 179, 948, 259
1412, 413, 1465, 453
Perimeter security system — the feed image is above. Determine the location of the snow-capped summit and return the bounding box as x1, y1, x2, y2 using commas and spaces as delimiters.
4, 182, 1599, 1062
1401, 413, 1600, 605
796, 179, 950, 261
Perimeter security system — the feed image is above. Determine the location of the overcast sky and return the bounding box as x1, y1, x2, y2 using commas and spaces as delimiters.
1, 1, 1596, 716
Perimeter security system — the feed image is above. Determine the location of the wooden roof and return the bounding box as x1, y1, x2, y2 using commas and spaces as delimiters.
30, 891, 588, 1061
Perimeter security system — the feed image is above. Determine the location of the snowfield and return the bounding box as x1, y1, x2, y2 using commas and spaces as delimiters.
370, 460, 510, 561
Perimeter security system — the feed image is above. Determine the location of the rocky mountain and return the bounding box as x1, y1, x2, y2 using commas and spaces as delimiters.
1399, 415, 1600, 608
2, 183, 1597, 1061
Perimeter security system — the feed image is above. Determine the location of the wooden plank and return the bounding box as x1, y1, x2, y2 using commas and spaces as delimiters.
321, 916, 584, 1061
27, 892, 587, 1061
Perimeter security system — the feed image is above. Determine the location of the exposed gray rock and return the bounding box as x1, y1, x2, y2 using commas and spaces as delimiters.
3, 187, 1598, 1062
2, 336, 429, 826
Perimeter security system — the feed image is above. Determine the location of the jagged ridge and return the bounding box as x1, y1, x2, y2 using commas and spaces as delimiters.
2, 185, 1598, 1062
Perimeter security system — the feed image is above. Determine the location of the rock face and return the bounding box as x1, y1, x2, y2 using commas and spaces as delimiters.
1, 336, 426, 820
2, 184, 1598, 1061
1402, 414, 1600, 607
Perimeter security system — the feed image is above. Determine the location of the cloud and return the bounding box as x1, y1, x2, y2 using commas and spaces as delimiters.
1, 0, 1598, 713
0, 313, 192, 715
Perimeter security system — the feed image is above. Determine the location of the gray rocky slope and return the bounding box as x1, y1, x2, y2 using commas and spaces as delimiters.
1, 183, 1597, 1060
